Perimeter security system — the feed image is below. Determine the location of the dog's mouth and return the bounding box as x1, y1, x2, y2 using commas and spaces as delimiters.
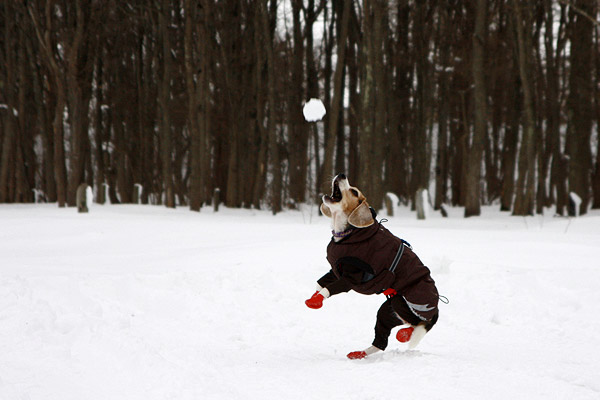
324, 175, 344, 203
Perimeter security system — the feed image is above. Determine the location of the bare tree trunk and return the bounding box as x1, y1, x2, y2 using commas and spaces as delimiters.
410, 2, 431, 209
199, 3, 212, 209
159, 0, 175, 208
0, 4, 16, 202
185, 0, 201, 212
465, 0, 487, 217
28, 3, 68, 207
321, 4, 334, 179
52, 79, 68, 207
434, 6, 450, 210
593, 132, 600, 208
512, 0, 536, 216
253, 3, 268, 209
27, 29, 56, 202
500, 71, 520, 211
303, 0, 326, 203
370, 0, 387, 208
593, 16, 600, 208
389, 0, 410, 203
359, 0, 390, 209
114, 99, 132, 203
66, 0, 86, 207
347, 7, 360, 185
321, 0, 350, 193
260, 0, 282, 214
544, 0, 568, 214
15, 18, 32, 202
334, 63, 346, 175
566, 0, 594, 215
94, 55, 106, 204
288, 0, 309, 205
219, 4, 240, 208
358, 1, 374, 196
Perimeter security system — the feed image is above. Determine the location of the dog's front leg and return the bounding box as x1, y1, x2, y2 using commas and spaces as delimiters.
347, 345, 382, 360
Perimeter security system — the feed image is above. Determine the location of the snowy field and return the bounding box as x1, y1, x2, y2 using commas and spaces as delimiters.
1, 203, 599, 400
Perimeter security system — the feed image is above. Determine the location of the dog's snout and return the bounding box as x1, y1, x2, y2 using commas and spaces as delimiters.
336, 173, 347, 181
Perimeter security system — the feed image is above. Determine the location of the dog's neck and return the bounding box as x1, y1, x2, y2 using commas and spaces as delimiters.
332, 226, 353, 241
331, 214, 352, 242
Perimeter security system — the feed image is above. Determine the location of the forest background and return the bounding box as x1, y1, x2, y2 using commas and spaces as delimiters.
0, 0, 599, 217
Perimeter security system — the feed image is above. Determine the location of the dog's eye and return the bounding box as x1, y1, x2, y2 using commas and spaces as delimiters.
350, 189, 358, 196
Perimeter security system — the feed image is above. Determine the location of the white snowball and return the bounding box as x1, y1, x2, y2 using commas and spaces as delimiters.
302, 98, 326, 122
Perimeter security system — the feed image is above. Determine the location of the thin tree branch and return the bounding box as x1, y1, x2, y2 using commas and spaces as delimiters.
557, 0, 600, 27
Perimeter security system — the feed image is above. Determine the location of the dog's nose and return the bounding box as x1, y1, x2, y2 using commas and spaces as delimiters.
336, 173, 346, 180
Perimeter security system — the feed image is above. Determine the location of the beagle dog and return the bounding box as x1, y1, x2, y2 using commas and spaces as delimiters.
307, 174, 440, 359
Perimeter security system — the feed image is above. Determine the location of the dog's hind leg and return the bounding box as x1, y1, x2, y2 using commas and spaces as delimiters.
407, 325, 427, 349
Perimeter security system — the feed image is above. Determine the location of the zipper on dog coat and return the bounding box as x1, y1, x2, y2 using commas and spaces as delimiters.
383, 239, 411, 298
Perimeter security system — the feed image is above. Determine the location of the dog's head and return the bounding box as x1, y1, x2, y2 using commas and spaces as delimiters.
321, 174, 374, 231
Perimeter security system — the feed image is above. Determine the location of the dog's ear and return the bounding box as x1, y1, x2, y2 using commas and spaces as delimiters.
320, 203, 332, 218
348, 202, 374, 228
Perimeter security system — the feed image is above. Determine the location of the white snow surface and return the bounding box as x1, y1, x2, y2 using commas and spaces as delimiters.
1, 204, 599, 400
303, 98, 326, 122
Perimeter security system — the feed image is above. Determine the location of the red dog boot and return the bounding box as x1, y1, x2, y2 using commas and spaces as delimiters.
347, 346, 381, 360
347, 351, 368, 360
396, 326, 414, 343
305, 291, 324, 309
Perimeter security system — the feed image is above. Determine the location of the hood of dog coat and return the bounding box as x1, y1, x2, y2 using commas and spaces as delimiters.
332, 222, 379, 244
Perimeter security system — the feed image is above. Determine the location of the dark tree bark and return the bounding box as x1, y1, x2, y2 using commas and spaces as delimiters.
512, 0, 537, 216
409, 2, 432, 210
499, 70, 521, 212
465, 0, 487, 217
93, 55, 106, 205
260, 0, 282, 214
433, 5, 451, 211
185, 0, 201, 211
485, 5, 507, 206
544, 0, 569, 215
320, 0, 350, 194
65, 0, 88, 207
566, 0, 595, 215
0, 3, 16, 203
388, 0, 411, 203
346, 5, 361, 185
252, 2, 268, 209
358, 0, 388, 209
370, 0, 387, 208
26, 26, 56, 202
28, 1, 68, 207
593, 15, 600, 209
288, 0, 309, 206
158, 0, 175, 208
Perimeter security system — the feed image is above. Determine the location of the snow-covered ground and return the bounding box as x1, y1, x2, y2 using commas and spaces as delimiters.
1, 203, 599, 400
